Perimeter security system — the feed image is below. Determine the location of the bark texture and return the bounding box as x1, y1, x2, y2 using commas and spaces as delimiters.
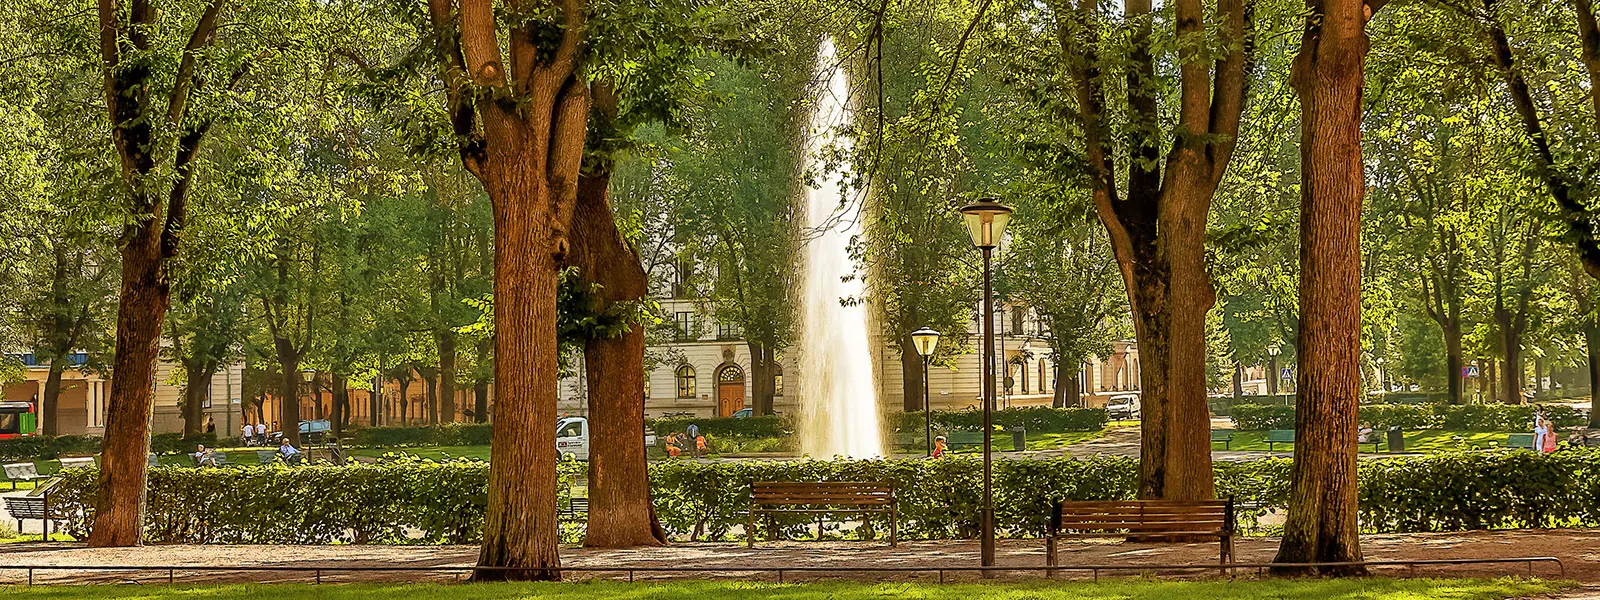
90, 0, 229, 548
1055, 0, 1251, 500
1273, 0, 1371, 572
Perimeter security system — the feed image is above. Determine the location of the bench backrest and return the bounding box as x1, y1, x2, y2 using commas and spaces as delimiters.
1210, 430, 1233, 440
1267, 430, 1295, 442
946, 431, 984, 444
3, 462, 39, 480
3, 496, 46, 518
751, 481, 894, 506
1506, 433, 1535, 447
147, 454, 160, 468
58, 457, 95, 470
257, 450, 278, 464
1055, 499, 1232, 536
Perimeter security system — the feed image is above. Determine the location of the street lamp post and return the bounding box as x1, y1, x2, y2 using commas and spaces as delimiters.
911, 328, 941, 457
959, 198, 1012, 574
1266, 344, 1281, 404
300, 369, 316, 423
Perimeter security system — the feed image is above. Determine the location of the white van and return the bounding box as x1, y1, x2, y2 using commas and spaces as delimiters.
555, 417, 658, 461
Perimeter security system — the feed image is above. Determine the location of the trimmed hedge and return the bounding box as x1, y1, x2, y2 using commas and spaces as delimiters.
894, 407, 1109, 434
1209, 393, 1451, 417
0, 434, 100, 461
649, 415, 791, 439
1230, 402, 1588, 431
346, 422, 494, 448
50, 447, 1600, 544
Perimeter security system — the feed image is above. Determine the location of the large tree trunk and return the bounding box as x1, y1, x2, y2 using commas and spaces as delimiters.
1588, 325, 1600, 428
181, 361, 211, 436
749, 342, 775, 416
439, 331, 458, 424
1487, 360, 1499, 402
420, 368, 439, 426
1232, 363, 1244, 398
1445, 324, 1465, 404
570, 131, 666, 548
900, 334, 925, 413
42, 361, 66, 437
276, 347, 302, 447
1055, 358, 1079, 408
331, 372, 347, 439
1274, 0, 1369, 572
89, 234, 170, 547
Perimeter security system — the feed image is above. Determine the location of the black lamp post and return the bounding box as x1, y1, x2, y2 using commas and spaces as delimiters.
959, 197, 1012, 573
911, 327, 941, 457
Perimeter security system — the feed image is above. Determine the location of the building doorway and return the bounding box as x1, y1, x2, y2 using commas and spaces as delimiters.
716, 364, 746, 417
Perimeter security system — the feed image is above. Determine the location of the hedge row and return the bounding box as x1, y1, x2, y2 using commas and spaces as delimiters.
649, 415, 791, 439
0, 434, 100, 461
1230, 402, 1588, 431
1208, 393, 1453, 417
892, 407, 1109, 434
345, 422, 495, 448
49, 448, 1600, 544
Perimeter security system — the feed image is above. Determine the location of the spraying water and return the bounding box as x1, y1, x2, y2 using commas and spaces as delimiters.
798, 39, 882, 459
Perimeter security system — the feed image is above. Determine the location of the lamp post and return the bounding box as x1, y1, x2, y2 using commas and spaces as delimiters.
959, 197, 1012, 574
1266, 344, 1281, 403
300, 369, 316, 423
911, 328, 941, 457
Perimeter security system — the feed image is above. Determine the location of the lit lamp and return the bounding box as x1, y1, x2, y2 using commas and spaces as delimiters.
1266, 344, 1281, 401
911, 327, 941, 457
959, 197, 1012, 574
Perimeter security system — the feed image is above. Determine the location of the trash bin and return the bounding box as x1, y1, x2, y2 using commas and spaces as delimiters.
1012, 426, 1027, 452
1386, 427, 1404, 453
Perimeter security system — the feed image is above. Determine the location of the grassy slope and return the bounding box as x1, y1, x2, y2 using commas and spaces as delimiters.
3, 578, 1567, 600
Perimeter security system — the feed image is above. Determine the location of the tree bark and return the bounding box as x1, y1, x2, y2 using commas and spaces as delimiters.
331, 372, 347, 438
749, 342, 775, 416
1588, 325, 1600, 427
569, 114, 666, 548
900, 334, 925, 412
1055, 359, 1079, 408
1444, 325, 1465, 405
1267, 355, 1279, 395
420, 367, 439, 426
1274, 0, 1370, 572
42, 362, 66, 437
1232, 363, 1244, 398
181, 360, 213, 436
439, 331, 458, 424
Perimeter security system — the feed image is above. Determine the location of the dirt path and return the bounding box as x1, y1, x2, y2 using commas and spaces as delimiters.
0, 529, 1590, 586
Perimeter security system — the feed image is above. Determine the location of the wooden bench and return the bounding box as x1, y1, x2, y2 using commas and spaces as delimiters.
1046, 499, 1235, 569
1266, 429, 1295, 451
561, 497, 589, 521
1506, 433, 1536, 450
2, 463, 48, 490
747, 481, 897, 547
4, 479, 62, 538
57, 457, 95, 470
257, 450, 279, 464
945, 431, 984, 451
1210, 429, 1234, 450
892, 432, 920, 448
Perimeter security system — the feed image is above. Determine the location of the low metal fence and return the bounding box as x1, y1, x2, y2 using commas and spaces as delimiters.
0, 556, 1566, 586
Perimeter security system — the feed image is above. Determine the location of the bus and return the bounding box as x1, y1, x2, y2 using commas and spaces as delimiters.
0, 401, 38, 439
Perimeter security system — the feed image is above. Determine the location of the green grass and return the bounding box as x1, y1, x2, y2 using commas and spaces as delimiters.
346, 445, 492, 462
1215, 430, 1519, 453
1025, 431, 1106, 450
0, 578, 1568, 600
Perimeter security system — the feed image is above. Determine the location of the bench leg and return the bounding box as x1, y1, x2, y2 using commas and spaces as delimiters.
747, 510, 755, 548
1046, 536, 1058, 576
889, 505, 898, 548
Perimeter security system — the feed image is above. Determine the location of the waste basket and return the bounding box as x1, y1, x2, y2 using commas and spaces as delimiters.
1386, 427, 1404, 453
1012, 426, 1027, 452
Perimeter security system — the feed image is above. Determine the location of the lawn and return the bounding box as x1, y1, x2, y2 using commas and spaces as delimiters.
1214, 430, 1519, 453
1, 578, 1568, 600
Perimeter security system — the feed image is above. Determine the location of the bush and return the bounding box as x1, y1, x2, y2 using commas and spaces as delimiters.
47, 448, 1600, 543
150, 433, 219, 455
894, 407, 1109, 434
0, 434, 101, 462
1229, 402, 1587, 431
648, 414, 792, 439
346, 423, 494, 448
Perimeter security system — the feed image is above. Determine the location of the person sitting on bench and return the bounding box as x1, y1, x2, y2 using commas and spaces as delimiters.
192, 444, 220, 467
277, 439, 303, 466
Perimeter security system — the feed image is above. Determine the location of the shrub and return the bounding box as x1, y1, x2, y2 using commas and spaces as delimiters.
345, 423, 494, 448
894, 407, 1109, 434
1229, 402, 1586, 431
648, 414, 792, 439
0, 434, 101, 462
150, 433, 219, 455
46, 448, 1600, 544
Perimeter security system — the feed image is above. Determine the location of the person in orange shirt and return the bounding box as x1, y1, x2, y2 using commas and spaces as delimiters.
665, 432, 682, 458
695, 434, 708, 456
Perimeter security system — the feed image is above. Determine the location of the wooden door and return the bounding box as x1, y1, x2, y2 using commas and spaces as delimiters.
717, 365, 746, 417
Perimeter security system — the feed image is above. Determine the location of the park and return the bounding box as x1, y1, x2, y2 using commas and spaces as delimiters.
1, 0, 1599, 597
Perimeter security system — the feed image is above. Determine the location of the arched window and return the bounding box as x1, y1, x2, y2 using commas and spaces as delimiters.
675, 365, 696, 399
773, 364, 785, 396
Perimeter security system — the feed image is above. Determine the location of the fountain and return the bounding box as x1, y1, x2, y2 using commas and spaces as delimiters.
798, 38, 882, 459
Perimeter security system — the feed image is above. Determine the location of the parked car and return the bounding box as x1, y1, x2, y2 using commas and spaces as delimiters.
1106, 394, 1141, 420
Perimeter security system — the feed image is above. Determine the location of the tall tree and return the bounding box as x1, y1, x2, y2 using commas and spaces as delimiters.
1274, 0, 1377, 571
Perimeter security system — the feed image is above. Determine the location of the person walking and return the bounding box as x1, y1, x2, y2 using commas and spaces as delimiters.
1533, 415, 1550, 454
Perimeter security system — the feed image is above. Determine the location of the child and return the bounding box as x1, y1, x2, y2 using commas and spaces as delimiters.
932, 435, 947, 459
695, 434, 708, 456
665, 432, 682, 458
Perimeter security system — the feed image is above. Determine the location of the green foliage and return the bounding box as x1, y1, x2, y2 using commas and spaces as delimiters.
149, 433, 220, 455
1229, 403, 1588, 431
346, 423, 494, 448
894, 407, 1109, 434
0, 434, 99, 462
648, 415, 791, 439
44, 450, 1600, 543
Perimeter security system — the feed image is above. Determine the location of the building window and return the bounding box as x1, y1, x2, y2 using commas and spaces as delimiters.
718, 321, 743, 340
1011, 310, 1024, 335
675, 365, 696, 398
675, 312, 696, 341
773, 365, 784, 396
1039, 360, 1048, 393
673, 259, 693, 298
